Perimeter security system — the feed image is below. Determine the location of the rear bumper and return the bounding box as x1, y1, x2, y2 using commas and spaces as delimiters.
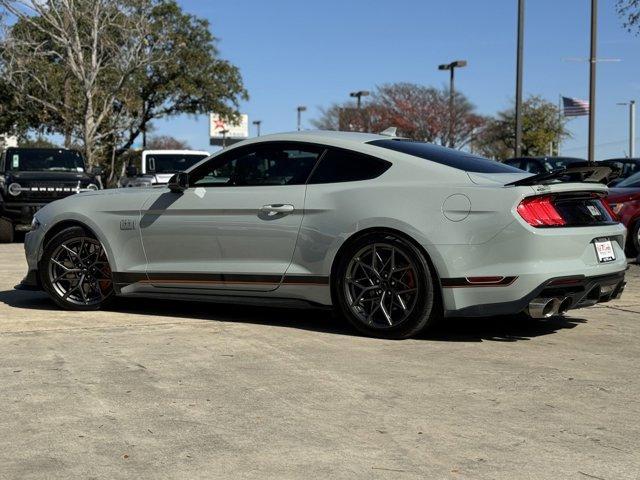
444, 270, 626, 317
433, 217, 628, 313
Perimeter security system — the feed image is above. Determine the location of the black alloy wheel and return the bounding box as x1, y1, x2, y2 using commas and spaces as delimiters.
40, 227, 114, 310
333, 232, 438, 339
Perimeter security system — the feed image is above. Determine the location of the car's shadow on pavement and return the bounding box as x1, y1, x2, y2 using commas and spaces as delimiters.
0, 288, 587, 343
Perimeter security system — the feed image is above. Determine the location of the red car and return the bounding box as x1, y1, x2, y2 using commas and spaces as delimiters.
607, 171, 640, 257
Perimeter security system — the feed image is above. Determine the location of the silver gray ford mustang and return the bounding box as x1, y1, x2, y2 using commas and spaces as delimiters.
19, 131, 628, 339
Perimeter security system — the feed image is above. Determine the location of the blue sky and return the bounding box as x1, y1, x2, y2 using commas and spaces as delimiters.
153, 0, 640, 159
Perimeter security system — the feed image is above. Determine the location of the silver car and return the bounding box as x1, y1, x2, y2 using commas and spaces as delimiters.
19, 131, 628, 339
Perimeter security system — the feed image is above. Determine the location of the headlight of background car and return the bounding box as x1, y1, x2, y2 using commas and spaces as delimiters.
86, 183, 99, 191
8, 182, 22, 196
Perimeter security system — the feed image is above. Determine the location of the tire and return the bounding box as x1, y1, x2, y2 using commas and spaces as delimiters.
39, 226, 114, 311
332, 232, 438, 339
628, 219, 640, 258
0, 218, 14, 243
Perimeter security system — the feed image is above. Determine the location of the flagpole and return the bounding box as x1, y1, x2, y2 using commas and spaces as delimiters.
588, 0, 597, 165
558, 94, 562, 156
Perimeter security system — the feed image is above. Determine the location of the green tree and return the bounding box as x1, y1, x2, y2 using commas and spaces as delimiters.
18, 136, 61, 149
114, 1, 247, 156
617, 0, 640, 33
0, 0, 246, 170
473, 96, 570, 160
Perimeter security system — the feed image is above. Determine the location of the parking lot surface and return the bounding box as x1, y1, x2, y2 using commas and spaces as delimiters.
0, 242, 639, 479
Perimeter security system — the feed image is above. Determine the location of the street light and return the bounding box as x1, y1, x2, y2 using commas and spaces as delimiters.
349, 90, 370, 109
617, 100, 636, 157
252, 120, 262, 137
297, 105, 307, 131
219, 129, 229, 148
438, 60, 467, 147
515, 0, 525, 157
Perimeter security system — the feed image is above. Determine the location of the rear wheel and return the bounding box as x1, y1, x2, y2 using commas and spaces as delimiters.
333, 232, 437, 339
0, 218, 14, 243
39, 227, 114, 310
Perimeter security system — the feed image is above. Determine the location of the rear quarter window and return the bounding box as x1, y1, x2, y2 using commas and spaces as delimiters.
308, 148, 391, 184
368, 139, 522, 174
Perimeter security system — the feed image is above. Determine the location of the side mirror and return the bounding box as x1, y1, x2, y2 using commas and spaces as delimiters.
91, 166, 103, 176
126, 164, 138, 177
168, 171, 189, 193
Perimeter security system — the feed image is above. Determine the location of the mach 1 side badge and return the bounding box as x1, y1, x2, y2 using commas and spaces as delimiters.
120, 219, 136, 231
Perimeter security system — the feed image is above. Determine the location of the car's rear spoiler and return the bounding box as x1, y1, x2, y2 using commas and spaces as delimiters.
506, 165, 612, 186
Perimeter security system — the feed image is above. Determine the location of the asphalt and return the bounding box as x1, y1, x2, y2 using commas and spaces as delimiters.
0, 242, 639, 480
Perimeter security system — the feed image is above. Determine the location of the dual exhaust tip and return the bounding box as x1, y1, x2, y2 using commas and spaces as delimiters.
528, 296, 573, 319
527, 282, 623, 319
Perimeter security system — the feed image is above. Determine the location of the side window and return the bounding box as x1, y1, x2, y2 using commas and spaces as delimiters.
308, 148, 391, 184
190, 143, 324, 187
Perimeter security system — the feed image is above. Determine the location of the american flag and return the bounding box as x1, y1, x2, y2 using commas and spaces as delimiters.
562, 96, 590, 117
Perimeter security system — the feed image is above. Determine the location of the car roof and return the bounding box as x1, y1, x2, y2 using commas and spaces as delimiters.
228, 130, 396, 150
142, 150, 210, 155
505, 156, 585, 162
6, 147, 76, 151
599, 158, 640, 163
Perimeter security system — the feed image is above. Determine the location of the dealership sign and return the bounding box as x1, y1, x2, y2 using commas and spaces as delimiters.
209, 114, 249, 146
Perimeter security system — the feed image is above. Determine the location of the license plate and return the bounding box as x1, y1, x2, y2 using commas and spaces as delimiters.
594, 239, 615, 263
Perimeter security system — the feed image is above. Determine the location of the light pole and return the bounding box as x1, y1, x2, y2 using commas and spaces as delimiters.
588, 0, 598, 165
438, 60, 467, 147
252, 120, 262, 137
349, 90, 370, 109
617, 100, 636, 157
296, 106, 307, 131
220, 129, 229, 148
515, 0, 525, 157
631, 100, 636, 158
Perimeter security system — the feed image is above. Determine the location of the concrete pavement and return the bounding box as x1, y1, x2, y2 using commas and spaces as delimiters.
0, 243, 639, 479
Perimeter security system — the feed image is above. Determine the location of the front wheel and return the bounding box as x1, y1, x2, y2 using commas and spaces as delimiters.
39, 227, 114, 310
333, 232, 438, 339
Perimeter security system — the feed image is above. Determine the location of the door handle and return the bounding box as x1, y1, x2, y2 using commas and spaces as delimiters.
260, 204, 294, 216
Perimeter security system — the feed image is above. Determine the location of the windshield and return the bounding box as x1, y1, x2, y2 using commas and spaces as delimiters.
5, 149, 85, 172
146, 154, 208, 174
543, 157, 586, 171
616, 171, 640, 188
368, 139, 522, 174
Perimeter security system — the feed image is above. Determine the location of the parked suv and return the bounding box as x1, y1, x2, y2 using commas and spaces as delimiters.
119, 149, 209, 187
0, 147, 101, 242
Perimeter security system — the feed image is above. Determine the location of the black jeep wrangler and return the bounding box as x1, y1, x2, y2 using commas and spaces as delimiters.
0, 148, 102, 242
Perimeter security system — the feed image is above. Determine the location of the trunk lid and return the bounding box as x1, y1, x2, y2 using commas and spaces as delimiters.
467, 172, 615, 227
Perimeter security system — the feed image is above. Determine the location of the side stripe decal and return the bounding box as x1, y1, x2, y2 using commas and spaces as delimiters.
112, 272, 330, 287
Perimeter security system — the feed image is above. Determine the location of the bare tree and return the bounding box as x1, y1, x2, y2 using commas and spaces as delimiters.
0, 0, 162, 167
312, 83, 485, 149
146, 135, 191, 150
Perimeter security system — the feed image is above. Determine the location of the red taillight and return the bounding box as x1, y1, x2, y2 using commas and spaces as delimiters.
600, 198, 619, 221
517, 195, 566, 227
